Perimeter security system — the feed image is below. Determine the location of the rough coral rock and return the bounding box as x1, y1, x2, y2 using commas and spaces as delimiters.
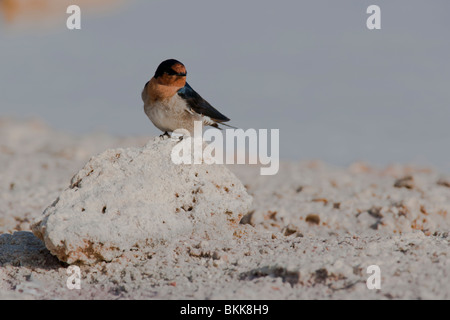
31, 138, 252, 265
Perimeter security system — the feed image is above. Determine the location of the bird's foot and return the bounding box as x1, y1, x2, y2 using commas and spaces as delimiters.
171, 134, 184, 142
159, 131, 170, 139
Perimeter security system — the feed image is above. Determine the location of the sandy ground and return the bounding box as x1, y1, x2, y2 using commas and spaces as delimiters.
0, 118, 449, 300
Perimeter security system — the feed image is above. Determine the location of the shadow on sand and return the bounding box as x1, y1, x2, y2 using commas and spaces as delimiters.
0, 231, 64, 270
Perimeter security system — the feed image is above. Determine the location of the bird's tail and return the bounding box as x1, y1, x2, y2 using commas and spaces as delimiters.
216, 122, 238, 130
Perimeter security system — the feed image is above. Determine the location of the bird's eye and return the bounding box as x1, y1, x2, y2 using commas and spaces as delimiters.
164, 70, 186, 76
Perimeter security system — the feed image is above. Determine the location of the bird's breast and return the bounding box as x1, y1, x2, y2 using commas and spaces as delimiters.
144, 94, 193, 132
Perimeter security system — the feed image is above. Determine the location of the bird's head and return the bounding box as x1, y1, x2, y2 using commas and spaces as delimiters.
154, 59, 187, 88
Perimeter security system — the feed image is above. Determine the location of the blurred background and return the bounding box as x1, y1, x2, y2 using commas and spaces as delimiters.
1, 0, 449, 171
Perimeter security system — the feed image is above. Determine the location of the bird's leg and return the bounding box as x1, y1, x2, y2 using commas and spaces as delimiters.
159, 131, 170, 139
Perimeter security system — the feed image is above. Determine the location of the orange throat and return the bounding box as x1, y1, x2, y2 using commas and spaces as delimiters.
145, 77, 185, 102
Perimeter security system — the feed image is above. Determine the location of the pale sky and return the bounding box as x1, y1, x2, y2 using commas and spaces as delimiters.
1, 0, 450, 171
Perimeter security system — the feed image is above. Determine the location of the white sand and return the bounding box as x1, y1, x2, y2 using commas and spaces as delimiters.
0, 118, 449, 299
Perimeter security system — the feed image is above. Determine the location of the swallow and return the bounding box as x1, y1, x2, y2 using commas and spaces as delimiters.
141, 59, 233, 137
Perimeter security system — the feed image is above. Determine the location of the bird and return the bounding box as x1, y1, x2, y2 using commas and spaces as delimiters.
141, 59, 233, 137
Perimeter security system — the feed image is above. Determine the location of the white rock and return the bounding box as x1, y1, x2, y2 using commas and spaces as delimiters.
31, 138, 252, 265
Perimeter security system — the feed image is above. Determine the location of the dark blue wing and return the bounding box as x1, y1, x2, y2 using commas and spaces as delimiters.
177, 82, 230, 122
